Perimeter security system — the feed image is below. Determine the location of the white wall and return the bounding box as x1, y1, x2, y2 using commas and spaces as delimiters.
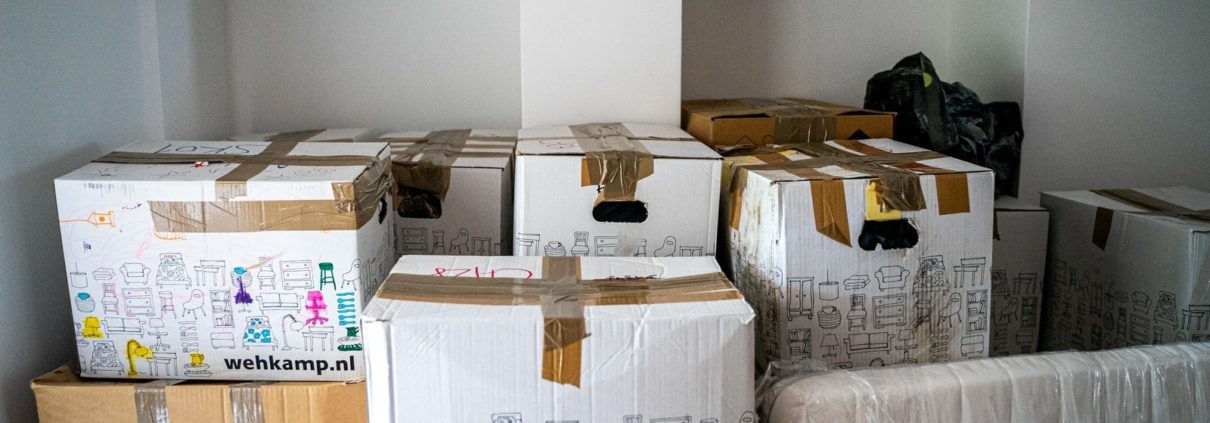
1018, 0, 1210, 202
682, 0, 1029, 108
521, 0, 681, 127
156, 0, 233, 140
682, 0, 955, 106
226, 0, 522, 135
0, 1, 164, 421
950, 0, 1029, 105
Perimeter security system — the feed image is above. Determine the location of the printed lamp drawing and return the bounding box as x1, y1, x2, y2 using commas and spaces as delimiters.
125, 339, 153, 377
59, 211, 115, 228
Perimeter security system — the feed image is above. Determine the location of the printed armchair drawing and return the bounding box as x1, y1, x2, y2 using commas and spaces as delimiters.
120, 263, 150, 284
875, 266, 910, 291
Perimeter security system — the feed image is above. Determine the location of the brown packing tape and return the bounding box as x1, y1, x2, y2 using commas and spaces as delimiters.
728, 167, 749, 231
772, 107, 838, 144
1087, 189, 1210, 250
811, 180, 852, 246
216, 141, 299, 201
96, 143, 391, 233
578, 136, 655, 202
1093, 207, 1114, 251
374, 259, 743, 387
568, 123, 637, 139
832, 139, 892, 156
935, 173, 971, 215
387, 130, 517, 209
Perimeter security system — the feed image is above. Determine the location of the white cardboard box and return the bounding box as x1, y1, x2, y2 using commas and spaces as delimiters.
514, 123, 721, 259
1039, 186, 1210, 350
989, 197, 1049, 356
56, 141, 395, 380
362, 255, 756, 423
722, 139, 994, 369
379, 129, 516, 257
230, 128, 377, 143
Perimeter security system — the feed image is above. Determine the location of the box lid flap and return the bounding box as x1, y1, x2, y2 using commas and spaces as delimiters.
741, 139, 992, 183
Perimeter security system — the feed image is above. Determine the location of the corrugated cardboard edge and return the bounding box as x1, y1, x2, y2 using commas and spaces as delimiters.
31, 365, 368, 423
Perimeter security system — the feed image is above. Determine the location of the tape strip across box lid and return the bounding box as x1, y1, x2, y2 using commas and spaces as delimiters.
92, 142, 392, 232
374, 257, 742, 388
731, 143, 973, 246
694, 98, 840, 144
384, 129, 516, 205
1089, 188, 1210, 250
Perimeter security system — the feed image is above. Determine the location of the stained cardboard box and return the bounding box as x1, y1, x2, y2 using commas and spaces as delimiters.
31, 365, 367, 423
1039, 186, 1210, 351
230, 128, 377, 143
378, 129, 516, 258
56, 141, 395, 380
514, 123, 722, 258
682, 98, 894, 148
989, 197, 1049, 356
362, 256, 756, 423
721, 139, 994, 369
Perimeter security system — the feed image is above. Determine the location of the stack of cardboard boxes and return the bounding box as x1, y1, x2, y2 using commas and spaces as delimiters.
32, 97, 1210, 423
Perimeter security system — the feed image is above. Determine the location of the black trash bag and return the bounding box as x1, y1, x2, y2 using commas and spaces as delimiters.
864, 52, 1023, 196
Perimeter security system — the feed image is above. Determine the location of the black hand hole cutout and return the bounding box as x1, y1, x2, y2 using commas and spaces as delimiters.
593, 201, 648, 223
858, 219, 919, 251
397, 186, 442, 219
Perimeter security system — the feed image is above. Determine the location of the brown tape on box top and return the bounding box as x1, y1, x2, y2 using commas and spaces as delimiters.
728, 142, 973, 246
385, 129, 517, 203
694, 98, 840, 144
93, 142, 392, 233
374, 257, 742, 387
578, 136, 655, 203
1089, 189, 1210, 250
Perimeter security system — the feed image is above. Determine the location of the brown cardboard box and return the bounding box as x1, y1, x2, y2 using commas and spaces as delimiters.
681, 98, 894, 148
31, 365, 367, 423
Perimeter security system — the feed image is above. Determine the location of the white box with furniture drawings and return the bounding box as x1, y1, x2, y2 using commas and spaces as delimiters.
362, 255, 756, 423
55, 141, 394, 380
989, 197, 1049, 356
379, 129, 516, 257
1039, 186, 1210, 351
513, 123, 722, 259
721, 139, 994, 369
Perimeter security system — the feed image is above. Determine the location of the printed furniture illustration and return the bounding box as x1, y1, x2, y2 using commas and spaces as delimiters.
257, 293, 303, 312
280, 260, 314, 290
787, 277, 814, 321
89, 340, 123, 376
961, 334, 986, 357
120, 262, 149, 284
242, 316, 277, 350
873, 294, 907, 328
875, 266, 909, 291
155, 253, 191, 288
122, 288, 154, 317
844, 332, 894, 358
211, 333, 235, 349
103, 317, 143, 335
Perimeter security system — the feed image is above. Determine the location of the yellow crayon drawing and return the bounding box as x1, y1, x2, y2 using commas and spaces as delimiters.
126, 339, 154, 377
60, 211, 115, 227
81, 317, 104, 338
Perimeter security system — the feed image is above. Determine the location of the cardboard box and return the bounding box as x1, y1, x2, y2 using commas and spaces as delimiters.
514, 123, 722, 258
1039, 186, 1210, 350
230, 128, 377, 143
31, 365, 367, 423
362, 256, 756, 423
682, 98, 895, 148
989, 197, 1049, 356
762, 342, 1210, 423
56, 141, 395, 380
721, 139, 994, 369
377, 130, 516, 258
